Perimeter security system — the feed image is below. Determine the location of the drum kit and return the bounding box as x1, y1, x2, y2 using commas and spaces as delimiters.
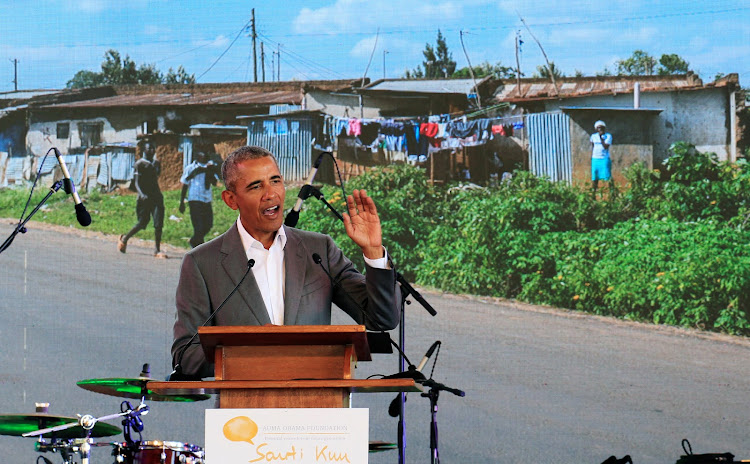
0, 364, 210, 464
3, 363, 398, 463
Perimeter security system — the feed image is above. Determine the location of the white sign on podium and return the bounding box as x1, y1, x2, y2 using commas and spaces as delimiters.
205, 408, 369, 463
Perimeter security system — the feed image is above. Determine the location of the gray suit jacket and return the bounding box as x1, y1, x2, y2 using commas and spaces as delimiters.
172, 223, 401, 378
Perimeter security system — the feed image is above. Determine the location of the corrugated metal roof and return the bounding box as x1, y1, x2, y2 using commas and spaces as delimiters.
42, 90, 302, 108
494, 74, 714, 102
0, 89, 62, 100
361, 77, 490, 95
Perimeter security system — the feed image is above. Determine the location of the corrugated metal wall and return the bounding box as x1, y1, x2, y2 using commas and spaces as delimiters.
245, 118, 313, 182
527, 112, 572, 183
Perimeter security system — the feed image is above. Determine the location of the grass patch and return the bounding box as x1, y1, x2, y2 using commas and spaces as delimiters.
0, 185, 300, 250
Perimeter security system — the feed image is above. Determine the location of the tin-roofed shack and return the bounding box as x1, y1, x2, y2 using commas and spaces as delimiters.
493, 73, 744, 186
15, 80, 359, 189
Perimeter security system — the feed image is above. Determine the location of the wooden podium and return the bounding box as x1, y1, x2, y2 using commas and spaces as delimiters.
149, 325, 419, 409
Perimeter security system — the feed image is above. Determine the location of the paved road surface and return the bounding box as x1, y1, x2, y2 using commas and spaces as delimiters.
2, 220, 750, 463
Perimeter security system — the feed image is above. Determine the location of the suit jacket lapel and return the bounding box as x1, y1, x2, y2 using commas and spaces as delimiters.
220, 222, 272, 325
283, 226, 307, 325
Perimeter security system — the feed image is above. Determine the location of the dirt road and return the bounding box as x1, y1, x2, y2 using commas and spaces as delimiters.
2, 220, 750, 463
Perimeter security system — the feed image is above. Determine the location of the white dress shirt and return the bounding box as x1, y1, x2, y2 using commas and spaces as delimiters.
236, 217, 287, 325
235, 217, 390, 325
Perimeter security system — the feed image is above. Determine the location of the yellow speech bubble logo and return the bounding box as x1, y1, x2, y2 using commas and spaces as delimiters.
223, 416, 259, 445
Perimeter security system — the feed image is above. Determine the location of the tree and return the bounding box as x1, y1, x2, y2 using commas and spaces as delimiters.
453, 61, 515, 79
67, 49, 195, 88
657, 53, 690, 75
533, 61, 565, 79
405, 30, 456, 79
615, 50, 656, 76
165, 66, 195, 85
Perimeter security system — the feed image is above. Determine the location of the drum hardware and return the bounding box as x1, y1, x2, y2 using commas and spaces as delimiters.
5, 365, 206, 463
0, 403, 121, 439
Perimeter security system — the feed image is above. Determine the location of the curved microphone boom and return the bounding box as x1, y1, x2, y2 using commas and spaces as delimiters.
285, 152, 327, 227
387, 340, 441, 417
53, 148, 91, 226
169, 259, 255, 381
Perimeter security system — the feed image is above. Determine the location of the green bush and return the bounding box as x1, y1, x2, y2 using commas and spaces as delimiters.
296, 164, 441, 279
5, 141, 750, 336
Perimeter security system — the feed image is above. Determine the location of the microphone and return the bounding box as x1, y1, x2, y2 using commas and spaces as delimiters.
53, 148, 91, 226
285, 152, 326, 227
169, 259, 255, 380
416, 340, 441, 371
387, 340, 441, 417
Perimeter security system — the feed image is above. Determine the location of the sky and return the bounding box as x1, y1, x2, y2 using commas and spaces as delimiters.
0, 0, 749, 92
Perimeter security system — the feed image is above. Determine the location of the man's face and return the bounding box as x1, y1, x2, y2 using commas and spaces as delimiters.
596, 126, 606, 134
196, 152, 208, 164
144, 143, 155, 160
221, 156, 286, 246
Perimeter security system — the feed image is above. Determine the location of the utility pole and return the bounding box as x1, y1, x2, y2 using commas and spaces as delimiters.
460, 30, 480, 108
515, 31, 522, 98
251, 9, 257, 82
10, 59, 18, 91
276, 45, 281, 81
260, 42, 266, 82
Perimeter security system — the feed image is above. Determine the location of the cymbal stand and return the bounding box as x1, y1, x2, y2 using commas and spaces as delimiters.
420, 379, 465, 464
25, 404, 148, 464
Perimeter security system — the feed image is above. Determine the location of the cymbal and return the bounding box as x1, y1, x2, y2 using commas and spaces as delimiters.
369, 441, 397, 453
77, 377, 210, 402
0, 413, 121, 438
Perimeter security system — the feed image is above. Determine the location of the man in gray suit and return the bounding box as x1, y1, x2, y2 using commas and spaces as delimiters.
172, 146, 401, 378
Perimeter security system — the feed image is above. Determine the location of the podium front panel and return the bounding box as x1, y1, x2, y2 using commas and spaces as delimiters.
219, 387, 350, 408
218, 344, 355, 381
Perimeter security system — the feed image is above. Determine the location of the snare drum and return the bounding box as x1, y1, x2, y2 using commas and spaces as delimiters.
112, 441, 203, 464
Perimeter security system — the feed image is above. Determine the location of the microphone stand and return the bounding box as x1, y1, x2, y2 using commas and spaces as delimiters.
420, 379, 465, 464
0, 180, 64, 254
305, 185, 438, 464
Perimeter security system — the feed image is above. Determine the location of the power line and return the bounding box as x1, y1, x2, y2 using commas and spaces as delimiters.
257, 32, 346, 78
196, 18, 252, 81
259, 33, 342, 76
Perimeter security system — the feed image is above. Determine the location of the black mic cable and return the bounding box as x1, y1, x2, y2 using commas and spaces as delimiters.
387, 340, 441, 417
311, 252, 412, 359
53, 148, 92, 226
169, 259, 255, 380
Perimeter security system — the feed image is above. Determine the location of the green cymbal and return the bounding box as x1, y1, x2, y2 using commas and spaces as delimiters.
0, 414, 121, 438
77, 377, 210, 402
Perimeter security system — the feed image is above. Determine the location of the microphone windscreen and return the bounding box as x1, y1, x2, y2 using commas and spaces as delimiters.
75, 203, 92, 226
388, 395, 401, 417
284, 210, 299, 227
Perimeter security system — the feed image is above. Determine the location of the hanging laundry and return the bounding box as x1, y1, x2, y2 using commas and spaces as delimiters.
437, 123, 448, 138
448, 120, 478, 139
357, 121, 381, 146
348, 118, 362, 137
476, 119, 492, 141
492, 124, 505, 136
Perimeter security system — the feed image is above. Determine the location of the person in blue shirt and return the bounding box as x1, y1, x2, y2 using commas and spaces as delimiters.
179, 151, 220, 248
590, 120, 613, 197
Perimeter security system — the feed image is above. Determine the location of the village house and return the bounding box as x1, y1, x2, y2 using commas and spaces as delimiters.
493, 73, 743, 185
0, 74, 744, 190
8, 80, 358, 190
